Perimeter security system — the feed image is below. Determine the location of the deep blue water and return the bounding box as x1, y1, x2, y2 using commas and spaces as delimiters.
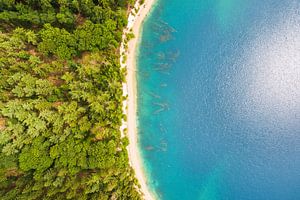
137, 0, 300, 199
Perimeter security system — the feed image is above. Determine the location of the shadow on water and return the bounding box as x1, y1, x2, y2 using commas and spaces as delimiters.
152, 102, 169, 114
197, 157, 229, 200
150, 19, 177, 43
144, 139, 168, 152
137, 2, 183, 198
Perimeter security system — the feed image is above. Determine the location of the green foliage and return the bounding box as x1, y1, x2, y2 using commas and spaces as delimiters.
0, 0, 142, 199
19, 137, 53, 172
38, 24, 77, 59
75, 20, 118, 51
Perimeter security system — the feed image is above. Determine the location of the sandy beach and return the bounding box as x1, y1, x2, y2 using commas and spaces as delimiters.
120, 0, 157, 200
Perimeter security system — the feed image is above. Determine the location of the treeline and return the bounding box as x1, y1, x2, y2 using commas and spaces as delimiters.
0, 0, 141, 199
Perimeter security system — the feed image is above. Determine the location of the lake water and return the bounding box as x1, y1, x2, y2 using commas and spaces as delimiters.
137, 0, 300, 199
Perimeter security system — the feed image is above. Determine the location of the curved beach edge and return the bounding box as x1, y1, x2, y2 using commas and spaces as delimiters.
120, 0, 158, 200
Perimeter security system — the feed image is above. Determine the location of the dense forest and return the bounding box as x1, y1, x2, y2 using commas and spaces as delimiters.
0, 0, 142, 199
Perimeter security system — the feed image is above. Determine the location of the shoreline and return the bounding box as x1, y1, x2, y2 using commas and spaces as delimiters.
120, 0, 157, 200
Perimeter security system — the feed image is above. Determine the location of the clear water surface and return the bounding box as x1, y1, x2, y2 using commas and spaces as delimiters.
137, 0, 300, 199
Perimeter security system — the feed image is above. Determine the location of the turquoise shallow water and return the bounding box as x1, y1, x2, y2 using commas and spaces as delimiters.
137, 0, 300, 200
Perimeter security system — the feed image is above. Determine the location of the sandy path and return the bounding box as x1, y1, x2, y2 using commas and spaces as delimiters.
120, 0, 157, 200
